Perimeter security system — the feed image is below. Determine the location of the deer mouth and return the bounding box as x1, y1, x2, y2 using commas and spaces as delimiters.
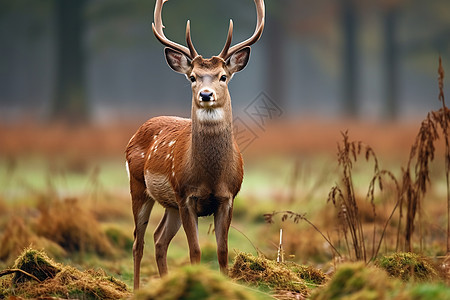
199, 99, 216, 108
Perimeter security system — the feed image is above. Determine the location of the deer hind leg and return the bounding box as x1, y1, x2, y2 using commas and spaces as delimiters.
153, 207, 181, 276
131, 177, 154, 291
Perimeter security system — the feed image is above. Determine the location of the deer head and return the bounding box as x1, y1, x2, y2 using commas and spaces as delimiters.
152, 0, 265, 126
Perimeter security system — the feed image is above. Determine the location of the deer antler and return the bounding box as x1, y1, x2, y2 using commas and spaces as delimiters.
218, 0, 265, 60
152, 0, 198, 60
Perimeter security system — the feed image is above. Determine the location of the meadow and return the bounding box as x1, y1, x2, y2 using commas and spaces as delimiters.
0, 66, 449, 299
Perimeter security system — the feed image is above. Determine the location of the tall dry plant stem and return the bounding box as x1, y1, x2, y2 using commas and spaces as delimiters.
398, 57, 449, 253
436, 56, 450, 253
402, 113, 438, 252
328, 132, 399, 262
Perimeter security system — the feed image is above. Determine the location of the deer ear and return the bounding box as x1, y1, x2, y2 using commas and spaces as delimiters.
165, 48, 191, 74
226, 46, 251, 74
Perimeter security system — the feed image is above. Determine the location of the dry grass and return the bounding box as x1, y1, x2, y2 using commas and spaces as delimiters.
0, 216, 67, 264
0, 248, 131, 299
11, 247, 61, 284
310, 262, 399, 300
35, 197, 114, 256
229, 252, 327, 298
311, 259, 449, 300
397, 58, 450, 253
376, 252, 439, 282
134, 264, 266, 300
436, 56, 450, 253
263, 58, 450, 264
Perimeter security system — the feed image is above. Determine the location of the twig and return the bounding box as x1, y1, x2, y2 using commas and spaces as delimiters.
231, 225, 266, 257
277, 229, 284, 263
264, 211, 342, 258
0, 269, 42, 283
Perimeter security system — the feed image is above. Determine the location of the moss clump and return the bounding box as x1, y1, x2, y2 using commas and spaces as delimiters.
12, 247, 61, 284
230, 252, 308, 295
1, 248, 131, 299
287, 263, 327, 285
377, 252, 438, 282
134, 265, 266, 300
311, 262, 400, 300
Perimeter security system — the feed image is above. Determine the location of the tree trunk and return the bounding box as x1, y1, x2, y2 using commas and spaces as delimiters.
52, 0, 88, 124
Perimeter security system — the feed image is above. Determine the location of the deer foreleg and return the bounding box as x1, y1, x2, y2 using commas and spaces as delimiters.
214, 197, 233, 275
179, 197, 201, 264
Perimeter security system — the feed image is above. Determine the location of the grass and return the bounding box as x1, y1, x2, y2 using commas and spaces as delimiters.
134, 264, 270, 300
310, 261, 450, 300
0, 142, 448, 295
0, 248, 131, 299
310, 262, 400, 300
1, 66, 449, 298
376, 252, 439, 282
229, 251, 328, 297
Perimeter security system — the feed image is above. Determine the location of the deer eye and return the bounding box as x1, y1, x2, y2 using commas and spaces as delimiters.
220, 75, 227, 82
189, 76, 196, 83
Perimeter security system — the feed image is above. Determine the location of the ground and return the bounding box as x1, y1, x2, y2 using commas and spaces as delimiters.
0, 118, 449, 299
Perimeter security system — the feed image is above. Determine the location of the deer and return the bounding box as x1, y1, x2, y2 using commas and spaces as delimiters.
125, 0, 265, 290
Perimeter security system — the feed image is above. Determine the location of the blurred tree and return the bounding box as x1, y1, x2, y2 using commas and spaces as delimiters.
52, 0, 88, 124
265, 9, 285, 106
381, 0, 403, 121
264, 0, 288, 107
341, 0, 358, 118
383, 6, 399, 120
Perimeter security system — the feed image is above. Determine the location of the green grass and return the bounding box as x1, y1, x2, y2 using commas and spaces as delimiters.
1, 152, 449, 298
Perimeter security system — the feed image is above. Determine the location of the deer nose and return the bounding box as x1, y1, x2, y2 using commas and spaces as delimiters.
199, 91, 214, 102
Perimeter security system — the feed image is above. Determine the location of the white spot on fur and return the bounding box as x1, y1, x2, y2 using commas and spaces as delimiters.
166, 154, 171, 160
196, 108, 224, 123
168, 140, 176, 147
141, 152, 145, 158
172, 171, 175, 177
159, 129, 163, 135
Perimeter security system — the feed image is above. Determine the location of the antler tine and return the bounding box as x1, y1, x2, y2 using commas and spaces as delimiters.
218, 0, 265, 60
152, 0, 197, 60
218, 20, 234, 59
186, 20, 198, 59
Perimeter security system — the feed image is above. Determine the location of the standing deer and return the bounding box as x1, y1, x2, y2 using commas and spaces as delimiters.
126, 0, 265, 290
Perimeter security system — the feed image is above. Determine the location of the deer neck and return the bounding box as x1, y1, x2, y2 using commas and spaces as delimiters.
190, 100, 234, 174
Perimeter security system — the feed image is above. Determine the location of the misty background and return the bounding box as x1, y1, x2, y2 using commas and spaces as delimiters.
1, 0, 449, 125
